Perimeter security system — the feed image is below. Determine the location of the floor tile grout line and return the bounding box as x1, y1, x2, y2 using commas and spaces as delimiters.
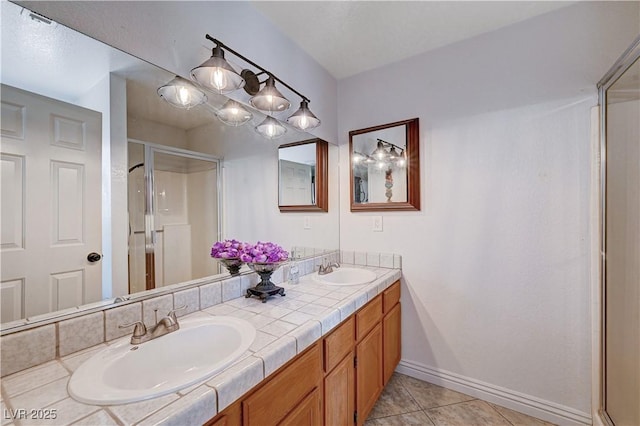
486, 401, 517, 426
368, 408, 426, 421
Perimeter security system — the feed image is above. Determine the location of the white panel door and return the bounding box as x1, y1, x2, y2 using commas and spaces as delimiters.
279, 160, 312, 205
0, 84, 102, 320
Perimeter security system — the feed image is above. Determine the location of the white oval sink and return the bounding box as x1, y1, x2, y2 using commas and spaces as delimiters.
69, 316, 255, 405
311, 267, 377, 286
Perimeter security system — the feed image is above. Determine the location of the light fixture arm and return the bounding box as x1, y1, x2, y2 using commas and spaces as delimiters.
205, 34, 311, 103
377, 138, 404, 153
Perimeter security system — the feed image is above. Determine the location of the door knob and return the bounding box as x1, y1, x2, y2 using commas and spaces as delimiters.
87, 252, 102, 263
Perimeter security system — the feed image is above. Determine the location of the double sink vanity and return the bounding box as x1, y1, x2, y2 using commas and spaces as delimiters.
0, 256, 401, 426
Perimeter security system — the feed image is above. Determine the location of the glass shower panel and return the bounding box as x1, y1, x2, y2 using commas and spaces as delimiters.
127, 142, 147, 294
152, 150, 219, 287
604, 56, 640, 426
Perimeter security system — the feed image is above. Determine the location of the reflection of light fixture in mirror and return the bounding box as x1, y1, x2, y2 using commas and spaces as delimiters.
256, 116, 286, 139
352, 152, 363, 164
396, 152, 407, 167
372, 140, 388, 160
157, 76, 207, 109
217, 99, 252, 126
250, 75, 291, 113
191, 45, 245, 94
287, 100, 321, 131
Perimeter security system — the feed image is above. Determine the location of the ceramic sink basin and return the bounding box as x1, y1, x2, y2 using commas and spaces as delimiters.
69, 316, 255, 405
311, 267, 377, 286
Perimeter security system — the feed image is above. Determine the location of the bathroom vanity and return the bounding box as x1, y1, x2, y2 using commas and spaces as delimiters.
0, 256, 401, 426
206, 280, 401, 426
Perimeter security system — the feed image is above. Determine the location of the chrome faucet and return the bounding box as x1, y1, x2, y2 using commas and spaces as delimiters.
318, 261, 340, 275
119, 305, 187, 345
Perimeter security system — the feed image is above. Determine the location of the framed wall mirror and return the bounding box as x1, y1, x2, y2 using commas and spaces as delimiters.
278, 139, 328, 212
349, 118, 420, 211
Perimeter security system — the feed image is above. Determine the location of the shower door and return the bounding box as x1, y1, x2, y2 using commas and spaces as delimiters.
600, 36, 640, 426
128, 141, 221, 293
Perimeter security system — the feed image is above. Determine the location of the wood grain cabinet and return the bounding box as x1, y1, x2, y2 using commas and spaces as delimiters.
382, 281, 401, 386
205, 280, 402, 426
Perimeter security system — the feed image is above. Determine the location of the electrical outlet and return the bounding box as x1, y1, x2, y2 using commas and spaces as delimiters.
373, 216, 383, 232
303, 216, 311, 230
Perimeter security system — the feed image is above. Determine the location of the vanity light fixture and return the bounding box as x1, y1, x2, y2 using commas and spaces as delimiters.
217, 99, 253, 126
250, 75, 291, 113
256, 115, 287, 139
190, 45, 245, 94
192, 35, 320, 134
287, 100, 321, 131
157, 76, 207, 109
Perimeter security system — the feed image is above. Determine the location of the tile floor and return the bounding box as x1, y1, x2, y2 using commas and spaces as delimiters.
365, 374, 556, 426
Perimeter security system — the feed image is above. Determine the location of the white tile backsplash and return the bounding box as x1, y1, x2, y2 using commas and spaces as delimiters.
0, 325, 56, 376
341, 250, 355, 264
104, 302, 142, 341
366, 252, 380, 267
142, 295, 174, 328
173, 287, 200, 316
58, 312, 105, 357
354, 251, 367, 266
380, 253, 394, 268
221, 277, 241, 302
199, 281, 222, 309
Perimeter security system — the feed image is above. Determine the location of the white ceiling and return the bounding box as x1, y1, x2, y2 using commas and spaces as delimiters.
252, 1, 575, 79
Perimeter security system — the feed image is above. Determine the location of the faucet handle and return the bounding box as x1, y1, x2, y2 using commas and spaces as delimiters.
118, 321, 147, 338
167, 305, 188, 322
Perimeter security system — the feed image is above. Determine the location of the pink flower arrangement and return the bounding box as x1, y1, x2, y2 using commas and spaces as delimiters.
210, 239, 247, 259
211, 240, 288, 263
239, 241, 289, 263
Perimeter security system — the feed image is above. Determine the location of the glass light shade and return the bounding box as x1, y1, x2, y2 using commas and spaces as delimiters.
396, 152, 407, 167
190, 46, 245, 94
287, 100, 320, 131
255, 116, 287, 139
157, 76, 207, 109
388, 146, 400, 160
250, 76, 290, 113
217, 99, 252, 126
372, 141, 388, 160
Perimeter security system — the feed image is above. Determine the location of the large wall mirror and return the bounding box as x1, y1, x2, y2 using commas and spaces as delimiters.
0, 1, 339, 330
349, 118, 420, 211
278, 139, 328, 212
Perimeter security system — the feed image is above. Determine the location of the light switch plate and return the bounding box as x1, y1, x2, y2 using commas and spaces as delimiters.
303, 216, 311, 230
373, 216, 383, 232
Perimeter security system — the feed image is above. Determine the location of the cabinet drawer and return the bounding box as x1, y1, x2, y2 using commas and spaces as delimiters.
243, 343, 322, 426
356, 295, 382, 341
383, 281, 400, 314
324, 316, 354, 372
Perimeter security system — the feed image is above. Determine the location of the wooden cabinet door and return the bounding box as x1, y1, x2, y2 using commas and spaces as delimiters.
356, 323, 383, 426
324, 352, 355, 426
383, 303, 401, 386
279, 388, 322, 426
243, 344, 321, 426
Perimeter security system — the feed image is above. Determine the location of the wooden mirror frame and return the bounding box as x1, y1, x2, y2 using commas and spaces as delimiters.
349, 118, 420, 211
278, 138, 329, 212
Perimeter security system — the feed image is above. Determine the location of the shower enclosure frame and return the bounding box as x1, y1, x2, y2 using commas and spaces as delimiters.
128, 138, 223, 291
596, 34, 640, 426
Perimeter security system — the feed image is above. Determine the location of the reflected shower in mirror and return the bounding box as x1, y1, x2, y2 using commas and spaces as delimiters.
278, 139, 328, 212
0, 1, 340, 329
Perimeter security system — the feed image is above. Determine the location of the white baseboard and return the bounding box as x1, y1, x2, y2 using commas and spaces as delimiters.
396, 359, 592, 426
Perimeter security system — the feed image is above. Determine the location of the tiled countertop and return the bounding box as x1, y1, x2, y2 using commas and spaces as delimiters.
0, 267, 401, 426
